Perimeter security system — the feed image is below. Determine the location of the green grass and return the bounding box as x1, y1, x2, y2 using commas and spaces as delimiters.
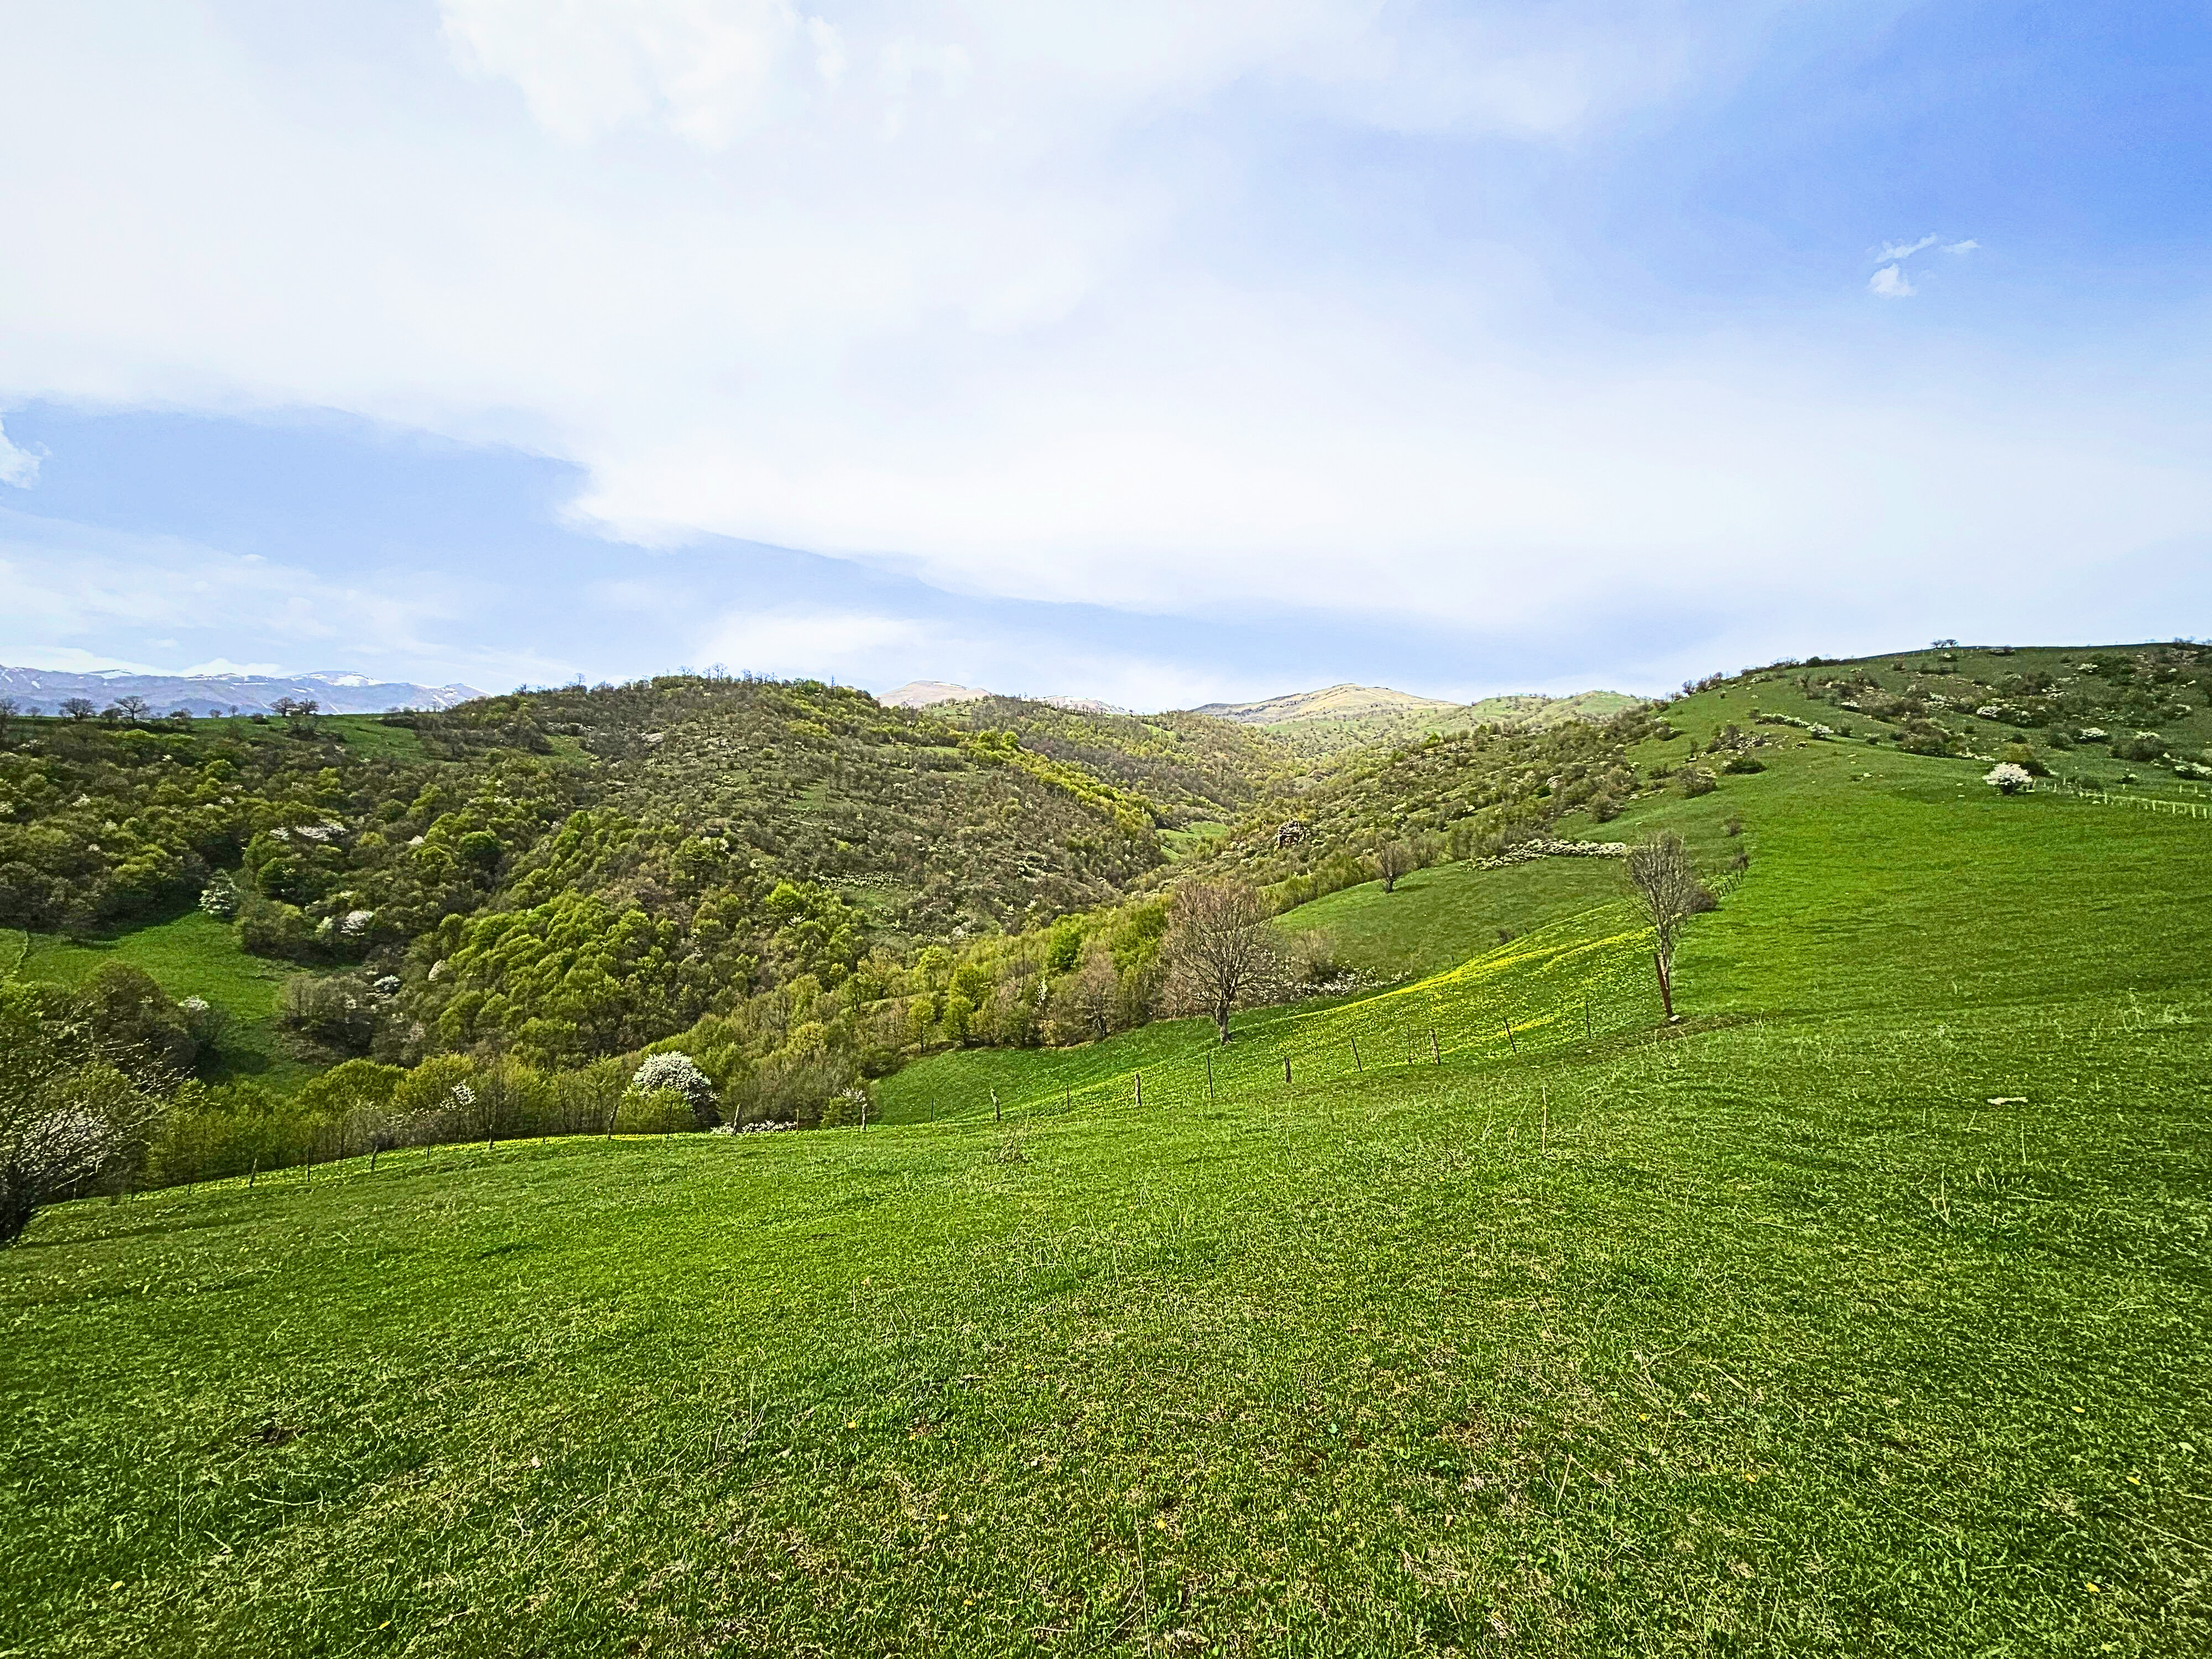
8, 910, 320, 1089
1161, 820, 1231, 860
5, 697, 2210, 1656
1276, 855, 1628, 983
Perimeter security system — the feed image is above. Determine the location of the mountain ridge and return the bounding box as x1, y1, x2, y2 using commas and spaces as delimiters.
0, 665, 483, 717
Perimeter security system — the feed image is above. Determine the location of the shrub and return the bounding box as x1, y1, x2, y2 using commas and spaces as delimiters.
1678, 767, 1718, 797
276, 974, 380, 1055
197, 877, 241, 920
1721, 756, 1766, 775
1984, 762, 2033, 795
614, 1088, 693, 1135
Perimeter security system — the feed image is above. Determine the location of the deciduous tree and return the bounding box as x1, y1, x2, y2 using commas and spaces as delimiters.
1163, 879, 1284, 1045
1625, 831, 1713, 1021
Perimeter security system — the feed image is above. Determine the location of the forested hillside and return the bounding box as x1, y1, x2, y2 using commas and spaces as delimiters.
10, 641, 2200, 1203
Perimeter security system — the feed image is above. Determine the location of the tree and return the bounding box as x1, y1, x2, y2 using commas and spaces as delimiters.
112, 694, 150, 724
59, 697, 96, 721
1163, 879, 1284, 1045
1625, 831, 1713, 1022
629, 1051, 719, 1127
1375, 839, 1416, 894
0, 696, 15, 738
1984, 761, 2033, 795
0, 988, 161, 1244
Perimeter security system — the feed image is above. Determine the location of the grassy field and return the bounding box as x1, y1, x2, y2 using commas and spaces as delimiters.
5, 909, 319, 1089
3, 691, 2209, 1656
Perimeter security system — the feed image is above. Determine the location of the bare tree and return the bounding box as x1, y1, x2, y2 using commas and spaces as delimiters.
0, 696, 15, 739
59, 697, 96, 721
1375, 839, 1416, 894
1164, 879, 1284, 1044
112, 694, 150, 724
1625, 831, 1713, 1021
1065, 943, 1119, 1042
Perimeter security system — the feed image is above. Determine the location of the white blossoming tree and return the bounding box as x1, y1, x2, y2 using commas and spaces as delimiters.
627, 1051, 719, 1128
1984, 762, 2033, 795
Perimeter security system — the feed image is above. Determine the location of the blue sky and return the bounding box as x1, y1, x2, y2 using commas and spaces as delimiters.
2, 2, 2208, 708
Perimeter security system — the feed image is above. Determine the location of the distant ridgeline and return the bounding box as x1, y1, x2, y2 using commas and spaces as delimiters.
0, 664, 481, 718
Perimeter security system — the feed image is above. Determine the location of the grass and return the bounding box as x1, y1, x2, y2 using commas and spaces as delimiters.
7, 909, 322, 1089
1275, 855, 1627, 983
4, 690, 2210, 1656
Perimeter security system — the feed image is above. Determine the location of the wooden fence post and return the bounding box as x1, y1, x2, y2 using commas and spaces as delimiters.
1351, 1035, 1362, 1072
1282, 1054, 1292, 1085
1206, 1052, 1215, 1102
1134, 1072, 1142, 1108
1430, 1029, 1440, 1065
1502, 1018, 1518, 1055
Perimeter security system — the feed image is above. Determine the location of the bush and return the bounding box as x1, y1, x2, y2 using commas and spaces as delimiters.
614, 1088, 695, 1135
276, 974, 381, 1055
72, 963, 196, 1082
1678, 767, 1718, 797
197, 877, 241, 920
1721, 756, 1766, 775
1984, 762, 2033, 795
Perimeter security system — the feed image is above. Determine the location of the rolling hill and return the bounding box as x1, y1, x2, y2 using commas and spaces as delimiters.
8, 656, 2207, 1655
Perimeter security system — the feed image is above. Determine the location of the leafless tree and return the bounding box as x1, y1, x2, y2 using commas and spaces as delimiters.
112, 694, 150, 724
1066, 943, 1119, 1042
1164, 879, 1285, 1044
1625, 831, 1714, 1021
59, 697, 95, 721
1375, 838, 1416, 893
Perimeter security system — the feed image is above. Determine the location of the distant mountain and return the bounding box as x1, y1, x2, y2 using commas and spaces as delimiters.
0, 665, 483, 718
879, 681, 992, 709
879, 681, 1131, 716
1193, 684, 1462, 723
1188, 682, 1643, 758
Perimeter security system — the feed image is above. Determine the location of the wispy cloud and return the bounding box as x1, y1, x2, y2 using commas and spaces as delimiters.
0, 419, 40, 488
1945, 239, 1979, 254
1877, 233, 1940, 263
1868, 264, 1915, 299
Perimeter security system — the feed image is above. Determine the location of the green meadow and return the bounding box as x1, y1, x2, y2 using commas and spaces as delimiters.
4, 696, 2210, 1655
3, 910, 320, 1089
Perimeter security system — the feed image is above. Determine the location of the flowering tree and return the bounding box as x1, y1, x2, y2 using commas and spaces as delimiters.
1984, 762, 2033, 795
0, 992, 160, 1244
628, 1051, 719, 1127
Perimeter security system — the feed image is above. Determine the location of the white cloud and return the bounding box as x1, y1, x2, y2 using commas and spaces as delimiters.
0, 6, 2197, 675
179, 657, 291, 676
1877, 233, 1940, 263
1945, 239, 1979, 254
0, 418, 40, 487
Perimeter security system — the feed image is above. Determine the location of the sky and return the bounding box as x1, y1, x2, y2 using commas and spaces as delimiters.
2, 2, 2210, 709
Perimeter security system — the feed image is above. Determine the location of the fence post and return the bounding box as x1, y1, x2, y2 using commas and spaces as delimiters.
1431, 1029, 1440, 1065
993, 1088, 1001, 1123
1207, 1051, 1215, 1102
248, 1158, 257, 1191
1351, 1035, 1362, 1072
1134, 1072, 1142, 1108
1584, 997, 1593, 1044
1502, 1018, 1518, 1055
1283, 1053, 1292, 1085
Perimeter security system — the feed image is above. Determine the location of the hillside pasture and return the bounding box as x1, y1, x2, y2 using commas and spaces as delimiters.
7, 909, 319, 1088
3, 686, 2210, 1655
